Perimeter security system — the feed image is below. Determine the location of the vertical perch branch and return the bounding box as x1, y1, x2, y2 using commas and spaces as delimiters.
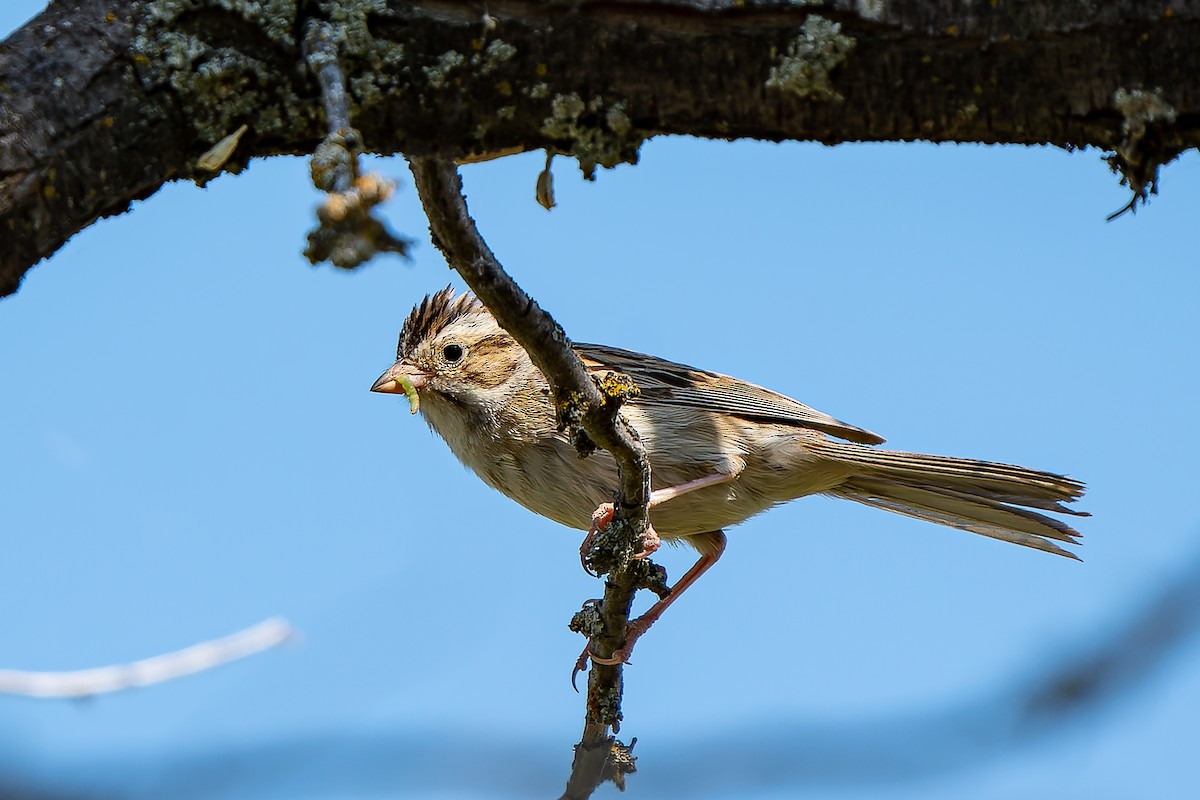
407, 158, 652, 795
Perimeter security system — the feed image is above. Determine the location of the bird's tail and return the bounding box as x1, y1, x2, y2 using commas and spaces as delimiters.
815, 442, 1088, 558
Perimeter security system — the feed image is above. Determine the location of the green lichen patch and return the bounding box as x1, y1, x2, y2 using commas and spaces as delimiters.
540, 94, 644, 180
589, 683, 623, 729
542, 92, 586, 138
131, 0, 314, 147
422, 39, 514, 91
422, 50, 465, 89
1106, 87, 1181, 220
568, 599, 605, 639
313, 0, 408, 110
479, 39, 516, 74
139, 0, 298, 47
605, 104, 632, 137
856, 0, 885, 19
319, 0, 387, 54
766, 15, 855, 101
1113, 87, 1177, 140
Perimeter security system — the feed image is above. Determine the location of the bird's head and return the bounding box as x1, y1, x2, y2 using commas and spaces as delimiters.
370, 287, 531, 416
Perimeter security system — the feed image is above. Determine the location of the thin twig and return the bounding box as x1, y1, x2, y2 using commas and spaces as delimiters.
301, 20, 410, 268
0, 618, 295, 699
408, 157, 649, 794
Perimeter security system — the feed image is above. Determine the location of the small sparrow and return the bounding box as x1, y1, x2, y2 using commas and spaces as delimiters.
372, 288, 1086, 663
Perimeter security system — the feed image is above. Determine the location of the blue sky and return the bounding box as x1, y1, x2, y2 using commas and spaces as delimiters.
3, 3, 1200, 797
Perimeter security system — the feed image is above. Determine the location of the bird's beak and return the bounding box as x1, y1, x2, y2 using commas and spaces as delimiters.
370, 361, 429, 414
370, 361, 428, 393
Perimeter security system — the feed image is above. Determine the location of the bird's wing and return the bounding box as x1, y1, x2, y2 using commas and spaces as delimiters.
574, 343, 885, 445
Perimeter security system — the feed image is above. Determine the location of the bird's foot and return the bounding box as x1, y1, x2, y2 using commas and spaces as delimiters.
573, 614, 654, 688
590, 502, 615, 531
571, 642, 593, 691
579, 503, 661, 576
578, 505, 612, 576
571, 629, 641, 691
633, 525, 661, 560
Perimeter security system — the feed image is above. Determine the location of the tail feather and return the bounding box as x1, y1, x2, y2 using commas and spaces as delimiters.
822, 446, 1085, 503
836, 485, 1080, 559
817, 442, 1086, 559
874, 476, 1090, 527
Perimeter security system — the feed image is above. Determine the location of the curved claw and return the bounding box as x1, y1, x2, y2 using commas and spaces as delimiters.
571, 647, 590, 692
631, 525, 662, 560
579, 503, 616, 576
572, 639, 632, 691
582, 503, 663, 571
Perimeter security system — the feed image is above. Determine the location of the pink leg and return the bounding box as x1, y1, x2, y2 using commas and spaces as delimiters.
589, 531, 727, 666
644, 471, 739, 507
580, 471, 737, 568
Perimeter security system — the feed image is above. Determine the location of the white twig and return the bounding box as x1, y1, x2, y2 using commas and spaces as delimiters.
0, 617, 295, 699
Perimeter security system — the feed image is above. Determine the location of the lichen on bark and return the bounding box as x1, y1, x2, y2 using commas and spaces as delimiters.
766, 15, 855, 101
540, 93, 644, 180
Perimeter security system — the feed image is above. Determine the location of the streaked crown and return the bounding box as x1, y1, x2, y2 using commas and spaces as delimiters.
397, 287, 487, 358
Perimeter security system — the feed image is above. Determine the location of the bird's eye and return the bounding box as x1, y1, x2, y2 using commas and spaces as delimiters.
442, 343, 464, 363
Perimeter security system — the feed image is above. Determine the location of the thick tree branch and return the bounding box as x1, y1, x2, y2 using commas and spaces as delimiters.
408, 157, 649, 794
4, 0, 1200, 295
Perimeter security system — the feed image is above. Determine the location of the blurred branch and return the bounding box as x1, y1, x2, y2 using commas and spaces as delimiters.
28, 548, 1200, 796
408, 157, 650, 795
301, 19, 411, 269
0, 618, 294, 699
1018, 555, 1200, 728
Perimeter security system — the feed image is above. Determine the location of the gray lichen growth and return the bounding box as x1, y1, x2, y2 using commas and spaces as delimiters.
131, 0, 409, 171
423, 50, 465, 89
304, 1, 407, 111
766, 15, 855, 101
424, 38, 512, 90
471, 104, 516, 140
131, 0, 312, 147
605, 102, 632, 137
568, 600, 605, 639
542, 93, 587, 138
478, 39, 516, 75
541, 94, 643, 180
141, 0, 297, 46
592, 684, 624, 728
1113, 88, 1177, 141
856, 0, 885, 19
1105, 87, 1179, 219
349, 40, 405, 109
320, 0, 387, 55
528, 82, 551, 100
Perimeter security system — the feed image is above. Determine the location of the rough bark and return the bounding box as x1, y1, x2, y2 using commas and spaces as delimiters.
2, 0, 1198, 295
